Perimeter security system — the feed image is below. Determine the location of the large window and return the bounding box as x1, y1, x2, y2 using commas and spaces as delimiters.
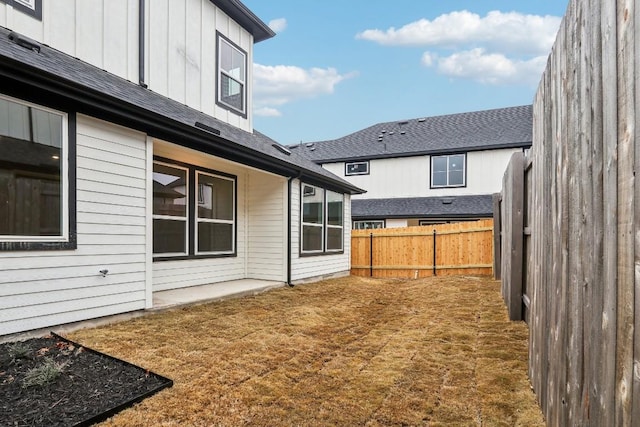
153, 159, 235, 259
301, 183, 344, 254
217, 33, 247, 117
0, 0, 42, 20
196, 172, 235, 254
431, 154, 466, 188
0, 94, 74, 249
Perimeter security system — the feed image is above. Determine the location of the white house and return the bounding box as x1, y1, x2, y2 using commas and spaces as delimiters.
0, 0, 363, 337
292, 106, 532, 229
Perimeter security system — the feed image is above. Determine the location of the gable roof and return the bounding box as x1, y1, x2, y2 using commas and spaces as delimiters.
351, 195, 494, 220
0, 27, 362, 195
292, 105, 533, 163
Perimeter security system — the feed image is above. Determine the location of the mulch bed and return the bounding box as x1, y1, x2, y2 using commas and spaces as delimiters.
0, 333, 172, 427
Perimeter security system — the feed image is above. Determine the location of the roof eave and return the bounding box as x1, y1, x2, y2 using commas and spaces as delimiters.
0, 56, 364, 194
310, 142, 532, 164
211, 0, 275, 43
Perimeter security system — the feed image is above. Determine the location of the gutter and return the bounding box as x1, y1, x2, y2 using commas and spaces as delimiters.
286, 171, 303, 287
138, 0, 146, 87
0, 52, 364, 194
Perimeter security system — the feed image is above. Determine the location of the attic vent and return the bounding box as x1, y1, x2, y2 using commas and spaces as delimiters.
400, 131, 406, 135
381, 130, 386, 133
389, 131, 394, 135
195, 121, 221, 135
272, 143, 291, 156
398, 121, 409, 125
8, 31, 40, 52
418, 118, 426, 122
305, 142, 315, 148
441, 198, 454, 205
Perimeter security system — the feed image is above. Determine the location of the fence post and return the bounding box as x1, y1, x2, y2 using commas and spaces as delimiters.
369, 232, 373, 277
433, 229, 437, 276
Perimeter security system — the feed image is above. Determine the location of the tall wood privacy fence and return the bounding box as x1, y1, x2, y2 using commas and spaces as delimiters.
351, 219, 493, 278
497, 0, 640, 424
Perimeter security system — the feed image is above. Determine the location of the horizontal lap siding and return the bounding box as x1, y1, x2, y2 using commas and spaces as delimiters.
247, 173, 286, 281
151, 141, 247, 291
290, 180, 351, 281
324, 148, 522, 200
0, 115, 148, 336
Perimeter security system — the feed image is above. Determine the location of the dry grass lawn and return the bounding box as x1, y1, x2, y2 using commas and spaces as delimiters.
68, 275, 544, 426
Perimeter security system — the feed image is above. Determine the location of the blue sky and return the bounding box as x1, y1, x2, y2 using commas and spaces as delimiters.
242, 0, 569, 145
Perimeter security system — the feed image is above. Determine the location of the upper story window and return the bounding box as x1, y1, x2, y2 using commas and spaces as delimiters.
353, 220, 384, 230
0, 94, 75, 250
0, 0, 42, 20
153, 159, 236, 260
217, 33, 247, 117
345, 161, 369, 176
301, 184, 344, 255
431, 154, 466, 188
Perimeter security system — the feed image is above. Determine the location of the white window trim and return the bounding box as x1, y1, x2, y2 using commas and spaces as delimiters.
217, 34, 247, 116
152, 161, 189, 257
0, 94, 69, 243
345, 161, 369, 176
195, 170, 235, 256
430, 153, 466, 188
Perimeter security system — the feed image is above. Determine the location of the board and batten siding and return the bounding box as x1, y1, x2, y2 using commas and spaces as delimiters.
246, 174, 287, 282
290, 180, 351, 282
0, 0, 139, 83
322, 148, 522, 200
0, 115, 148, 336
0, 0, 254, 132
146, 0, 253, 132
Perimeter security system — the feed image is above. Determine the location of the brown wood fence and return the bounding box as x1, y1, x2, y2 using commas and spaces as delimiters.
351, 219, 493, 278
497, 0, 640, 424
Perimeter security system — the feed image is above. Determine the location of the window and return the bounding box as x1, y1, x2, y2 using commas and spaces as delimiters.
217, 33, 246, 117
431, 154, 466, 188
345, 161, 369, 176
0, 94, 75, 250
301, 183, 344, 254
353, 220, 384, 230
0, 0, 42, 20
153, 162, 188, 256
196, 172, 235, 254
153, 159, 236, 259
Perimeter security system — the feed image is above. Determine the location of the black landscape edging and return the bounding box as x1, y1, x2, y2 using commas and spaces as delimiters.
50, 332, 174, 427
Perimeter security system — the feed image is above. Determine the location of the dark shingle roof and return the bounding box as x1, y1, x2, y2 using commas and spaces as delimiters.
351, 195, 494, 220
293, 106, 532, 163
0, 27, 362, 194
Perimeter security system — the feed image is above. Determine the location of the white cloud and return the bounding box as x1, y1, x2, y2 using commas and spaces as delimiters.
253, 64, 356, 116
356, 10, 561, 55
254, 107, 282, 117
423, 48, 548, 85
268, 18, 287, 33
357, 9, 560, 86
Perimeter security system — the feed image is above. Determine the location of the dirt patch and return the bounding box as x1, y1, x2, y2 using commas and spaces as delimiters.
10, 275, 543, 426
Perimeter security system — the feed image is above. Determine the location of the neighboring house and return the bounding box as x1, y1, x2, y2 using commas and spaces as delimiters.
292, 106, 532, 228
0, 0, 362, 336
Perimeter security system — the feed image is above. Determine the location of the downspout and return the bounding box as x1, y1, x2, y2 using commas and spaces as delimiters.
138, 0, 147, 87
287, 171, 303, 287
